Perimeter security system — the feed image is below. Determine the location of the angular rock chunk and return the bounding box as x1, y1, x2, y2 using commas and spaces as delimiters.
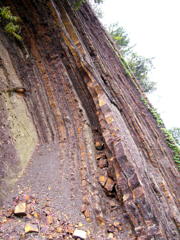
14, 202, 26, 217
98, 175, 107, 187
98, 158, 108, 168
95, 141, 104, 150
96, 152, 106, 160
25, 223, 39, 233
73, 229, 87, 239
104, 178, 115, 192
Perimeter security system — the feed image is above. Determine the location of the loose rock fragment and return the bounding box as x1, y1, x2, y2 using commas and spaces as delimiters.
83, 209, 91, 219
98, 176, 107, 187
25, 223, 39, 233
14, 202, 26, 216
56, 226, 63, 233
98, 158, 108, 168
104, 178, 115, 192
95, 141, 104, 150
96, 215, 105, 226
73, 229, 87, 239
107, 233, 114, 239
109, 200, 117, 208
5, 208, 13, 217
66, 224, 74, 234
47, 215, 53, 224
96, 152, 106, 160
113, 221, 122, 231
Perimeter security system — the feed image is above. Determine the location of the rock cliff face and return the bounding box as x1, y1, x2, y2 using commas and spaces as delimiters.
0, 0, 179, 239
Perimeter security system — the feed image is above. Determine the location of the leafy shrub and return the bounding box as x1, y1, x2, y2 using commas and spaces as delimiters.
141, 97, 180, 168
0, 6, 22, 40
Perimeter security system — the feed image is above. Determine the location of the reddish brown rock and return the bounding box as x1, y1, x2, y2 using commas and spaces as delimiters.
83, 209, 91, 219
98, 158, 108, 168
95, 141, 104, 150
47, 215, 53, 225
98, 175, 107, 187
0, 0, 179, 239
104, 178, 115, 192
96, 152, 106, 160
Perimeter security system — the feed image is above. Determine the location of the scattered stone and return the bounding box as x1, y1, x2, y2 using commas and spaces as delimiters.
107, 233, 114, 239
107, 224, 116, 233
81, 204, 87, 214
47, 215, 53, 224
109, 200, 117, 208
96, 152, 106, 160
14, 202, 26, 217
25, 223, 39, 233
104, 178, 115, 192
98, 176, 107, 187
23, 194, 30, 201
66, 224, 74, 234
73, 229, 87, 239
82, 195, 89, 205
113, 221, 120, 227
5, 208, 13, 218
98, 158, 108, 168
83, 209, 91, 219
96, 215, 105, 226
133, 186, 144, 198
78, 222, 83, 227
123, 193, 131, 202
33, 211, 40, 219
0, 216, 7, 223
82, 180, 87, 187
95, 141, 104, 150
56, 226, 63, 233
113, 221, 122, 231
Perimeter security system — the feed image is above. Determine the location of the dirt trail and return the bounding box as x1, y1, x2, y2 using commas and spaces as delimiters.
6, 143, 84, 222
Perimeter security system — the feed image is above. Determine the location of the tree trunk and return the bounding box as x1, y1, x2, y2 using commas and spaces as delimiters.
0, 0, 179, 239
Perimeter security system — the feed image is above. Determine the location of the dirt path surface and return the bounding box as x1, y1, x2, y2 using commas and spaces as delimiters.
5, 143, 84, 223
1, 138, 127, 239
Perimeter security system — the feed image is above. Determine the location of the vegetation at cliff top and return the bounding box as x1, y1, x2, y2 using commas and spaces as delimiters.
0, 6, 22, 40
108, 23, 156, 93
141, 97, 180, 169
74, 0, 103, 10
169, 128, 180, 146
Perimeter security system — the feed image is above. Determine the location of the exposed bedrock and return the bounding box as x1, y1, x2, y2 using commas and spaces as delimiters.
0, 0, 179, 239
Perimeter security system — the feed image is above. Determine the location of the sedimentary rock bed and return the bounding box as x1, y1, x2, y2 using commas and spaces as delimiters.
0, 0, 179, 239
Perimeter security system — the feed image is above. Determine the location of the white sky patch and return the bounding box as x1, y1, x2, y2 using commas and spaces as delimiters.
100, 0, 180, 128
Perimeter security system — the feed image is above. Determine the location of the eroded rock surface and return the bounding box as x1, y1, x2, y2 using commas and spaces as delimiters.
0, 0, 179, 239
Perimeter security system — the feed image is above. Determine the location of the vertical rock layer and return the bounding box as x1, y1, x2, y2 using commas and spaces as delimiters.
0, 0, 179, 239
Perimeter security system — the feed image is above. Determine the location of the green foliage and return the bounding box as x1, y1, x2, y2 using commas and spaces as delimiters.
73, 0, 86, 10
94, 0, 103, 3
169, 128, 180, 146
0, 6, 22, 40
108, 23, 131, 55
127, 53, 156, 93
119, 55, 132, 78
4, 22, 22, 40
141, 97, 164, 127
73, 0, 103, 10
109, 23, 156, 93
141, 97, 180, 168
161, 128, 180, 168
